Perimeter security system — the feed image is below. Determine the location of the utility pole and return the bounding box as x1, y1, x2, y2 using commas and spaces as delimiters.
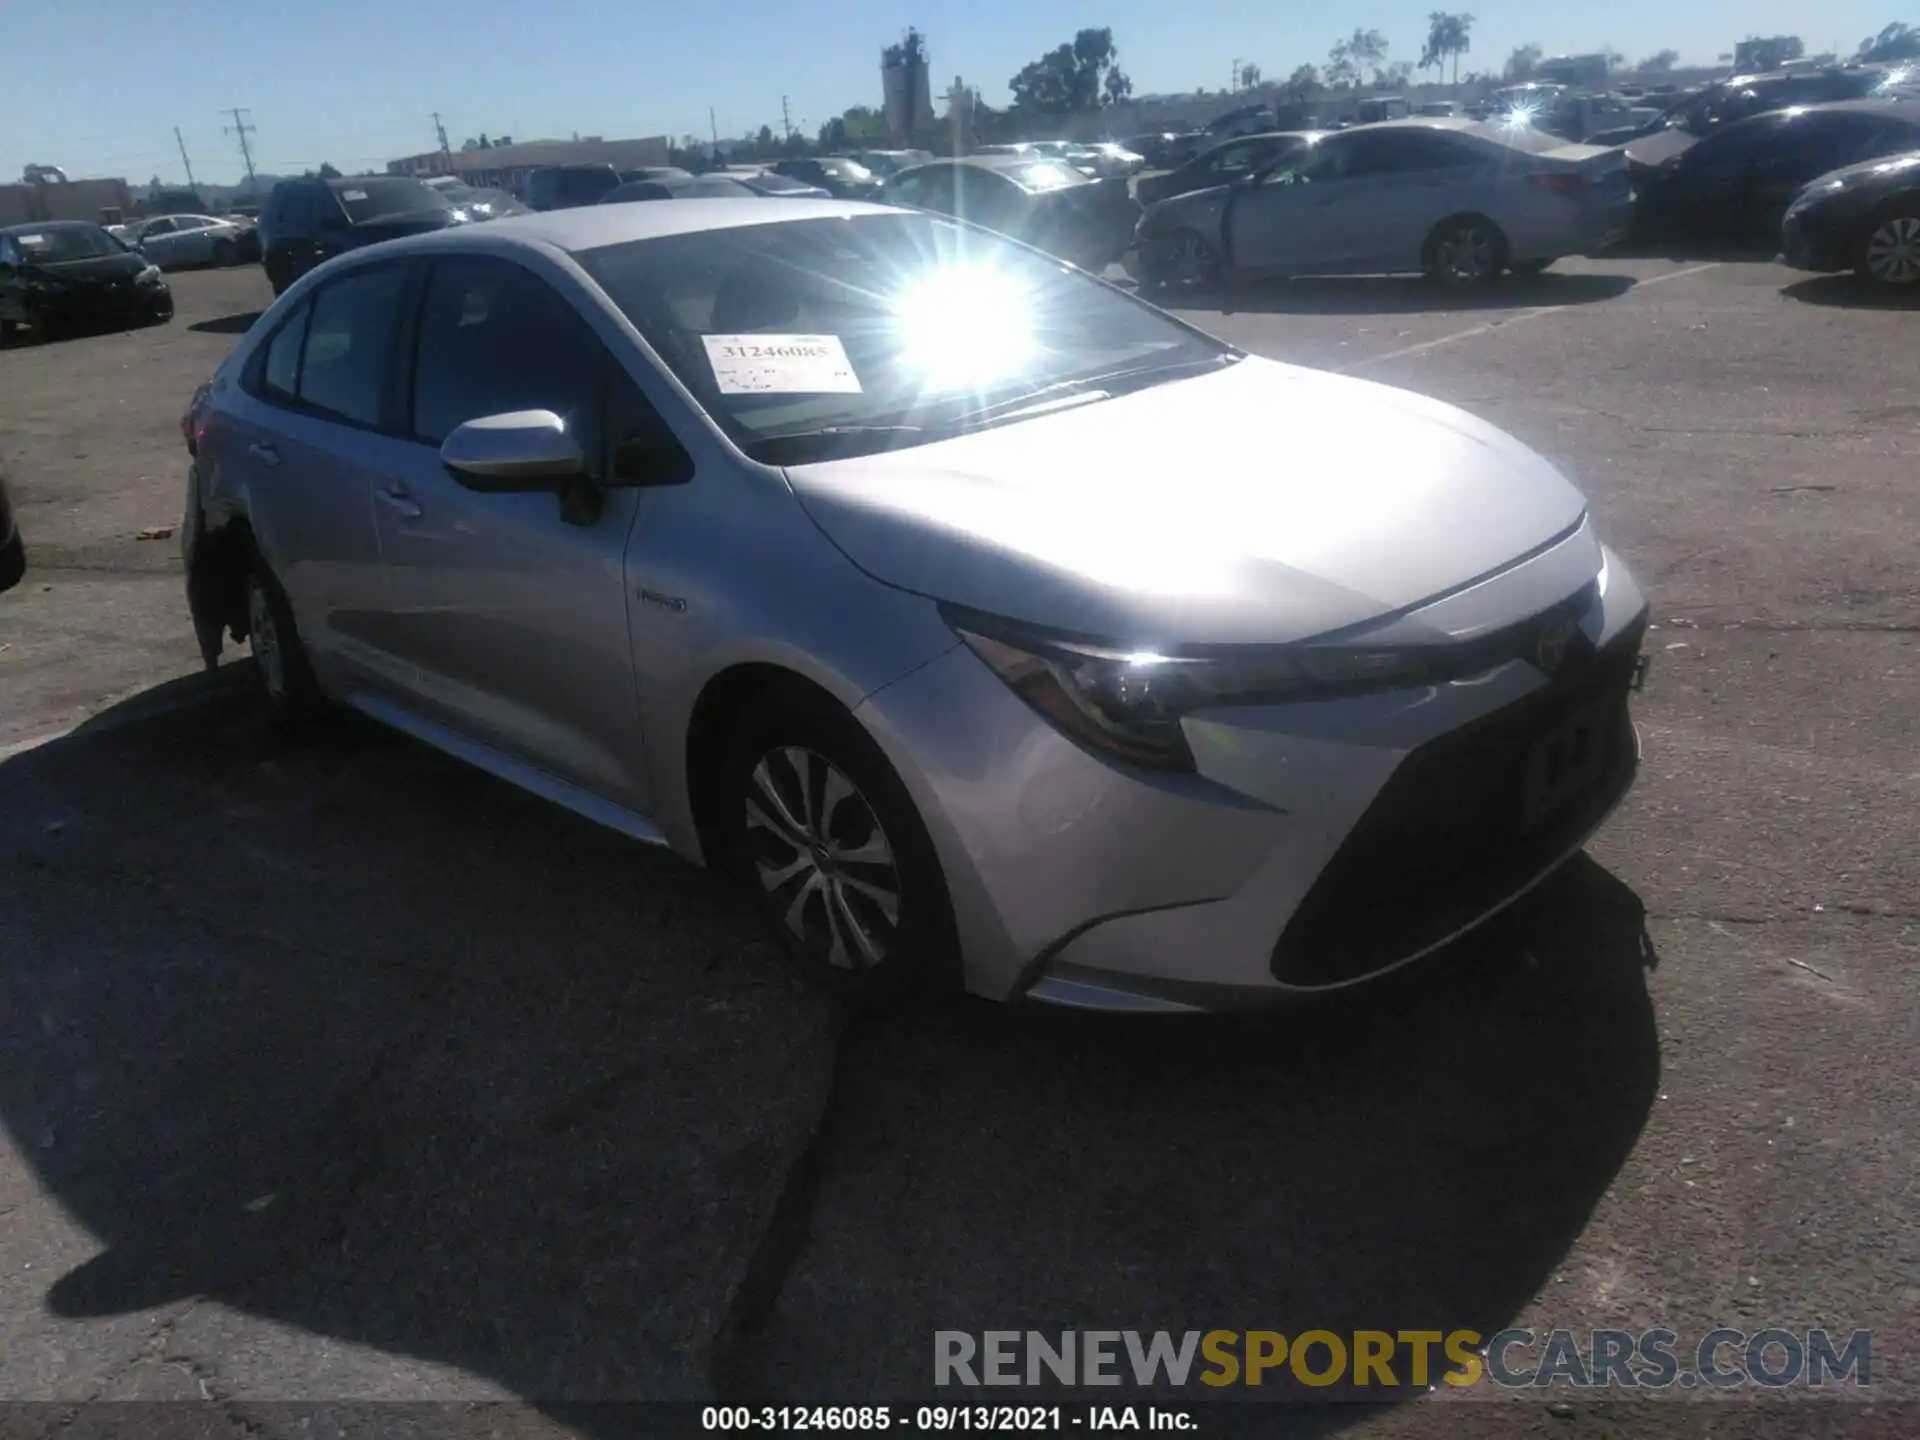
431, 111, 452, 162
174, 126, 198, 190
222, 107, 257, 190
781, 95, 793, 142
1231, 58, 1239, 92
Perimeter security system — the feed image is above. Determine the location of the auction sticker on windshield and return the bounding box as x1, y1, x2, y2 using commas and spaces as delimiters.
703, 333, 862, 394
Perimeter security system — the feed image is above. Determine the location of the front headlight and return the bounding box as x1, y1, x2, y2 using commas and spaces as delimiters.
948, 610, 1444, 772
135, 265, 164, 285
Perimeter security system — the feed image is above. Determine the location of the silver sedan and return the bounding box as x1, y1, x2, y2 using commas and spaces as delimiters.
1129, 117, 1635, 290
181, 200, 1650, 1011
126, 213, 251, 270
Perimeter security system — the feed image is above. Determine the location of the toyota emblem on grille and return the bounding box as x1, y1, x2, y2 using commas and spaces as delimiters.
1534, 618, 1578, 674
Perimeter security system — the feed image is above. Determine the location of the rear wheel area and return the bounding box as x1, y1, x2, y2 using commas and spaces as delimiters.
211, 238, 238, 268
1425, 216, 1507, 289
244, 559, 327, 726
1854, 208, 1920, 291
714, 683, 959, 1005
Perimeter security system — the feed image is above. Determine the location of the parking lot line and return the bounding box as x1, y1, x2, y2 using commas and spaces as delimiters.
1342, 263, 1723, 373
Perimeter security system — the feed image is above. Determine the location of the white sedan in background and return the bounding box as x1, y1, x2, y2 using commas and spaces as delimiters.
122, 214, 252, 269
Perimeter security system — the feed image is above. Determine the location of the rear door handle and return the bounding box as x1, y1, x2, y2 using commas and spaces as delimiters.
374, 487, 423, 519
247, 442, 280, 468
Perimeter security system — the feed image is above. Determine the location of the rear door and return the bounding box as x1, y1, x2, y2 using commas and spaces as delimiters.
1749, 114, 1920, 215
1330, 129, 1496, 270
370, 254, 671, 806
212, 262, 416, 696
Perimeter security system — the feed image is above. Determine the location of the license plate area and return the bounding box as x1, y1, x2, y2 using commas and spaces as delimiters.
1521, 699, 1613, 831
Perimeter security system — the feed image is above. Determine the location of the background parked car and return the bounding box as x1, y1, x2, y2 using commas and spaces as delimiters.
1782, 148, 1920, 288
882, 156, 1140, 270
259, 175, 465, 296
1593, 66, 1899, 150
423, 176, 531, 220
0, 467, 23, 594
0, 221, 172, 341
120, 212, 254, 269
525, 163, 625, 211
769, 157, 884, 200
1130, 119, 1633, 291
721, 168, 833, 198
1136, 131, 1322, 207
602, 175, 763, 203
845, 149, 934, 177
1638, 100, 1920, 239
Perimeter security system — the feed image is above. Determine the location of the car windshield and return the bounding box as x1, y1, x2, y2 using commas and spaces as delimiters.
577, 212, 1232, 463
11, 225, 126, 261
1006, 160, 1087, 191
821, 158, 875, 181
331, 177, 450, 222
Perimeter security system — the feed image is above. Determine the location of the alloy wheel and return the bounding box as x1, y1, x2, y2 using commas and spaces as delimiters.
744, 746, 902, 970
1864, 216, 1920, 287
1433, 223, 1498, 286
1155, 231, 1217, 288
248, 579, 286, 702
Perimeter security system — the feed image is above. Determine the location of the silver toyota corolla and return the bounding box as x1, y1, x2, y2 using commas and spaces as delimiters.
181, 200, 1651, 1011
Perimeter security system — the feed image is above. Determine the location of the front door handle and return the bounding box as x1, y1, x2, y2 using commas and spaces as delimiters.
374, 486, 423, 519
247, 442, 280, 468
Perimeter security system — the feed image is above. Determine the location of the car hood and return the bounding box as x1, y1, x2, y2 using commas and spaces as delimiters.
784, 356, 1593, 645
36, 251, 150, 283
1621, 127, 1698, 169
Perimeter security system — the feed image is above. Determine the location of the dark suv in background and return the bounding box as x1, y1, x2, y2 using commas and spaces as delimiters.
258, 176, 464, 295
524, 164, 625, 210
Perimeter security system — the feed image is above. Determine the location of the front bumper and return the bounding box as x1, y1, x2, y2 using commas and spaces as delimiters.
1781, 209, 1851, 273
40, 281, 172, 329
856, 531, 1651, 1011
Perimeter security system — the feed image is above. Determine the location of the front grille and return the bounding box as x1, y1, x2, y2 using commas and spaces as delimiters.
1271, 617, 1645, 988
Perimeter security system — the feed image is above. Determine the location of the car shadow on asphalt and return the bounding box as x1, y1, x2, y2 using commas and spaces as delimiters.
718, 864, 1663, 1416
1779, 275, 1920, 310
0, 675, 1661, 1430
1207, 271, 1636, 317
188, 310, 264, 335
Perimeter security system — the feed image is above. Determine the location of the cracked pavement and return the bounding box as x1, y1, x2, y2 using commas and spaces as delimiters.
2, 257, 1917, 1437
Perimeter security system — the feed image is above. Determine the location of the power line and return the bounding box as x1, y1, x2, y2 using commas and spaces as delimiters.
222, 107, 258, 188
174, 126, 198, 189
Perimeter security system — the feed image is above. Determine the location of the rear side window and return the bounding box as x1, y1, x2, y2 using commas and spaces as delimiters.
296, 266, 409, 427
261, 302, 310, 401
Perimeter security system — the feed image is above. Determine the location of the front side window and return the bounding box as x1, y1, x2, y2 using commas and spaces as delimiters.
296, 266, 409, 426
410, 259, 610, 454
578, 211, 1230, 464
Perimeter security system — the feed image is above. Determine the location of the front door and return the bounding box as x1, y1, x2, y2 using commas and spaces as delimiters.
369, 255, 655, 808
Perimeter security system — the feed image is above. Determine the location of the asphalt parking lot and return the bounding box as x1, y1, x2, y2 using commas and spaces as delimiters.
1, 256, 1916, 1437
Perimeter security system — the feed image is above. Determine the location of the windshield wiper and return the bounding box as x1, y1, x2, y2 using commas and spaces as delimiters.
747, 425, 926, 463
942, 353, 1241, 431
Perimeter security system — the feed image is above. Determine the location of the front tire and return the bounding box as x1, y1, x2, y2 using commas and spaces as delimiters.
1143, 228, 1221, 293
1509, 257, 1553, 278
716, 685, 958, 1004
1854, 208, 1920, 290
1425, 216, 1507, 289
244, 561, 326, 725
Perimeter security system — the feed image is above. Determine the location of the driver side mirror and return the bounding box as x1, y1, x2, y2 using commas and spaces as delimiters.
441, 409, 585, 489
441, 409, 604, 526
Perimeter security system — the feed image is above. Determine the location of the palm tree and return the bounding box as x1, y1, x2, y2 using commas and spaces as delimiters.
1422, 12, 1476, 88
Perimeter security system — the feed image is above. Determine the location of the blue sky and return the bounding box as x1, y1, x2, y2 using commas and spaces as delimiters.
3, 0, 1902, 184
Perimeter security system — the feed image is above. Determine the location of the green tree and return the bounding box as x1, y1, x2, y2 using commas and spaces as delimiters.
316, 161, 343, 179
1238, 61, 1263, 90
1283, 62, 1320, 104
1421, 12, 1475, 87
1504, 43, 1542, 80
1009, 27, 1131, 115
1638, 48, 1679, 73
1859, 23, 1920, 61
882, 26, 930, 138
1328, 27, 1387, 88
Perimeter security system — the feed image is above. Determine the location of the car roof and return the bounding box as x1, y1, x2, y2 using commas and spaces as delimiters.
1, 219, 102, 235
937, 154, 1069, 172
355, 197, 885, 256
1720, 97, 1920, 128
